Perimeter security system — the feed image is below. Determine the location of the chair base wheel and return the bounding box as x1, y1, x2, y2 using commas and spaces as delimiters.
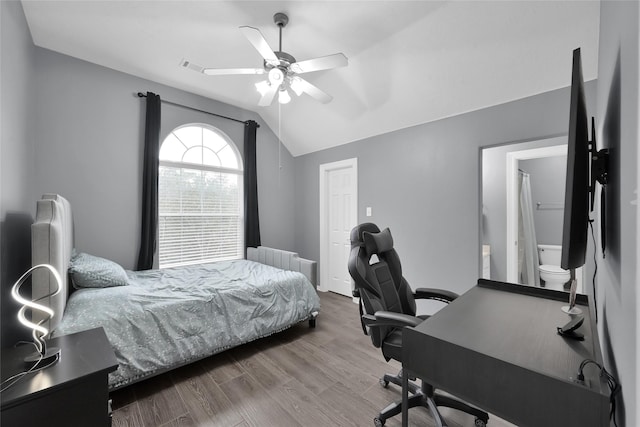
379, 378, 389, 388
475, 417, 488, 427
374, 417, 385, 427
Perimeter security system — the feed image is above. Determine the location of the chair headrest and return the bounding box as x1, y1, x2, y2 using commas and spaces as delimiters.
363, 228, 394, 256
350, 223, 381, 247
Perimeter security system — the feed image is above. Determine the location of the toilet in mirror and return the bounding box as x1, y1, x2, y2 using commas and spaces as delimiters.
538, 244, 583, 291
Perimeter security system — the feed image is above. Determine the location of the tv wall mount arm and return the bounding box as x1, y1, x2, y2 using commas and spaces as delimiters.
588, 116, 609, 256
590, 117, 609, 199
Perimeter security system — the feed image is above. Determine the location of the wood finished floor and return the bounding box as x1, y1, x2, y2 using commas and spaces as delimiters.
110, 291, 516, 427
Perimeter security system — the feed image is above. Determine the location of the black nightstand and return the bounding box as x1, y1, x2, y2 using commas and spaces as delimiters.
1, 327, 118, 426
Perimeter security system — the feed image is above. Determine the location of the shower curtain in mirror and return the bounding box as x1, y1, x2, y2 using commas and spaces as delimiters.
518, 171, 540, 286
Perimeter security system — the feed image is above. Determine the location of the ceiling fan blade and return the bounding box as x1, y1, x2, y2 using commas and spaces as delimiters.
292, 77, 333, 104
258, 84, 278, 107
202, 68, 265, 76
239, 26, 279, 66
290, 53, 348, 74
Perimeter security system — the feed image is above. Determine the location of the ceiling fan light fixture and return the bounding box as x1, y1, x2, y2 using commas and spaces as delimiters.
278, 88, 291, 104
255, 80, 271, 96
289, 77, 303, 96
268, 68, 284, 85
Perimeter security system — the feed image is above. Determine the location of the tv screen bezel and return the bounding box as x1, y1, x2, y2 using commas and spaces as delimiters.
560, 47, 591, 271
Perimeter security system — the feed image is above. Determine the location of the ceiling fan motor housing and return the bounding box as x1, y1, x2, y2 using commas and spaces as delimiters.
264, 51, 296, 73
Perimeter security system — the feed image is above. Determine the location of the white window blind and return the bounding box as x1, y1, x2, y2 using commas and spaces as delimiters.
158, 125, 243, 268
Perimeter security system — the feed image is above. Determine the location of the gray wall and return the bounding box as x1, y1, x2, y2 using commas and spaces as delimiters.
596, 1, 639, 425
294, 85, 590, 296
30, 48, 295, 270
520, 156, 567, 246
1, 0, 36, 216
0, 0, 39, 349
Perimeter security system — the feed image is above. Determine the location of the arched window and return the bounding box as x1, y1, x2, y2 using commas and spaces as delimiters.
158, 124, 243, 268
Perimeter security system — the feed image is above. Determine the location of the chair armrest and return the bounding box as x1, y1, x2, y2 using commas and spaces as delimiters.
414, 287, 459, 303
362, 311, 423, 329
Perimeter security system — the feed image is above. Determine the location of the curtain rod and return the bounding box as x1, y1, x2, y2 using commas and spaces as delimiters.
136, 92, 259, 127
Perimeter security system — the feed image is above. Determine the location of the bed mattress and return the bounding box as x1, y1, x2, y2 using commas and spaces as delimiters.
53, 259, 321, 389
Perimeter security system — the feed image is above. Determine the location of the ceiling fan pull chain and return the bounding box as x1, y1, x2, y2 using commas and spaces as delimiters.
278, 102, 282, 171
277, 101, 282, 188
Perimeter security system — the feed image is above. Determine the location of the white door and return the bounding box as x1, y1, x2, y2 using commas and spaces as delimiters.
320, 158, 357, 297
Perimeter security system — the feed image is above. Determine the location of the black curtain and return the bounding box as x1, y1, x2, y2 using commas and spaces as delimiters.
136, 92, 161, 270
244, 120, 261, 255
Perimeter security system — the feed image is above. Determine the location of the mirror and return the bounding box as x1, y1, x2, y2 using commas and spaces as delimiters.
481, 136, 584, 293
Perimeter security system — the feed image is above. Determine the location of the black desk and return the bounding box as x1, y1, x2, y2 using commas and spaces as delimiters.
1, 327, 118, 426
402, 279, 609, 427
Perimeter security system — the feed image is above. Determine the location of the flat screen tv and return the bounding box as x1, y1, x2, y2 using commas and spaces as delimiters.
560, 47, 609, 315
561, 47, 590, 272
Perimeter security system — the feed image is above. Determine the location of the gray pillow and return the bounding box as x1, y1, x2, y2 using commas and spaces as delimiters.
69, 252, 129, 289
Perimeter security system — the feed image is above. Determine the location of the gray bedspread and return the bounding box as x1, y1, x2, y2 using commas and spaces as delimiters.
53, 260, 321, 389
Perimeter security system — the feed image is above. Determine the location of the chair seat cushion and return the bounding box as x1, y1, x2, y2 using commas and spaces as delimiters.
381, 328, 403, 362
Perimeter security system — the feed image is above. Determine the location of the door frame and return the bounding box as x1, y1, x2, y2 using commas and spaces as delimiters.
319, 157, 358, 294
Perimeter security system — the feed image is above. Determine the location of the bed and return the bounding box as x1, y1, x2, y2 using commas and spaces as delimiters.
31, 194, 321, 390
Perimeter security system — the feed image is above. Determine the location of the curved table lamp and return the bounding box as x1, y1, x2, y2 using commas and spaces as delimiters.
11, 264, 62, 367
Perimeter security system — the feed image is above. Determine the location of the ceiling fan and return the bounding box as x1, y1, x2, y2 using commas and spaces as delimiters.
183, 13, 348, 106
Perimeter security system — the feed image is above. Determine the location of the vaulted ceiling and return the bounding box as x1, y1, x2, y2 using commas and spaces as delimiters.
21, 1, 600, 156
